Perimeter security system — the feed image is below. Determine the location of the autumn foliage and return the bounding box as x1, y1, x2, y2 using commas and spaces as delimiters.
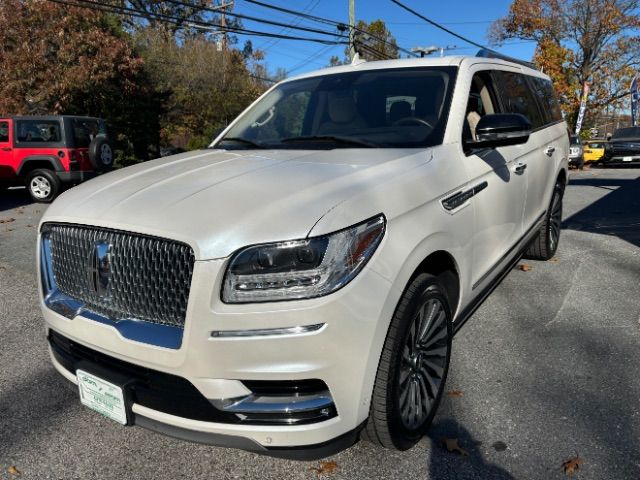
0, 0, 161, 161
0, 0, 268, 163
491, 0, 640, 125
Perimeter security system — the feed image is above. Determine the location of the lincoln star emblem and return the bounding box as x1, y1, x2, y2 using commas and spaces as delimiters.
88, 241, 112, 299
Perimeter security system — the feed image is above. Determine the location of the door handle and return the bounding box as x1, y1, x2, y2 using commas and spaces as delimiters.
1, 147, 11, 151
513, 162, 527, 174
544, 146, 555, 156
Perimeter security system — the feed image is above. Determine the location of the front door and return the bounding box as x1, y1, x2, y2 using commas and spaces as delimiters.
461, 70, 528, 290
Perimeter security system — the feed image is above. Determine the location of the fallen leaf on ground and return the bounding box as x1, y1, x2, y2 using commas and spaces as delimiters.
549, 257, 559, 263
0, 218, 15, 224
309, 460, 338, 475
7, 465, 20, 475
492, 441, 507, 452
562, 456, 583, 475
26, 224, 33, 227
441, 438, 469, 456
517, 264, 533, 272
446, 390, 464, 397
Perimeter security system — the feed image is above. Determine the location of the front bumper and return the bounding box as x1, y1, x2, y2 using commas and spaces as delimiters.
41, 256, 393, 456
601, 155, 640, 165
568, 155, 583, 166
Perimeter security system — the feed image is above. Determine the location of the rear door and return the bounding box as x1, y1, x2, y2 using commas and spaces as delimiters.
493, 70, 551, 232
527, 75, 566, 219
0, 119, 15, 180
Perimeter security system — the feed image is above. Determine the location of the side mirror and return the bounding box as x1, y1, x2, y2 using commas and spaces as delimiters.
466, 113, 532, 149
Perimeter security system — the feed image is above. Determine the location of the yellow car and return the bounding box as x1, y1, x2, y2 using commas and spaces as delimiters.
584, 141, 605, 162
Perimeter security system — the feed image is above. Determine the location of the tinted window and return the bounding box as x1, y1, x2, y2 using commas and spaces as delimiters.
16, 120, 62, 143
570, 136, 581, 145
218, 67, 457, 149
0, 122, 8, 142
612, 127, 640, 139
494, 71, 544, 129
530, 77, 563, 123
72, 118, 102, 148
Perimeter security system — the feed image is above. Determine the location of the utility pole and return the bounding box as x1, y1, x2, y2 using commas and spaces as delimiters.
221, 1, 233, 52
349, 0, 356, 61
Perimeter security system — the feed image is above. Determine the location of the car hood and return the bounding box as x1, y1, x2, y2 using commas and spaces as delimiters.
43, 148, 427, 259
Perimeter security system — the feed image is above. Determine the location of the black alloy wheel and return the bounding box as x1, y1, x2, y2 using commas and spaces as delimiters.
363, 273, 453, 450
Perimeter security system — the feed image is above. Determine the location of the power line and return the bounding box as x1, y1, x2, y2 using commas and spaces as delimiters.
163, 0, 347, 40
249, 73, 277, 84
46, 0, 347, 45
259, 0, 320, 51
286, 44, 334, 75
387, 20, 495, 26
389, 0, 492, 52
243, 0, 418, 58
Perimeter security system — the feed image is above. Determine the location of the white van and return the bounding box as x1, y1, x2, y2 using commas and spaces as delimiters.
39, 52, 568, 460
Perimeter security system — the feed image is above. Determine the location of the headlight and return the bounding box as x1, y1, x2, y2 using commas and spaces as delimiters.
222, 215, 385, 303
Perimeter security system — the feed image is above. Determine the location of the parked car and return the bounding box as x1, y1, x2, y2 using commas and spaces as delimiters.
568, 135, 584, 168
602, 126, 640, 166
39, 52, 568, 459
583, 140, 605, 162
0, 115, 112, 202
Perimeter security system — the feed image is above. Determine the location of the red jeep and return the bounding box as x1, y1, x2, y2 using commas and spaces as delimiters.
0, 116, 113, 202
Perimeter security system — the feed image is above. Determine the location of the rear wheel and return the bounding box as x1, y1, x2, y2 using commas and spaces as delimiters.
524, 179, 564, 260
26, 169, 60, 203
363, 273, 452, 450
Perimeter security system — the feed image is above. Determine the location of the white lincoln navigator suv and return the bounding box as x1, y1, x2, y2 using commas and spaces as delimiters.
39, 52, 568, 460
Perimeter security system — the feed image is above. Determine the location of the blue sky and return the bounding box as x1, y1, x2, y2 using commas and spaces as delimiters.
230, 0, 538, 77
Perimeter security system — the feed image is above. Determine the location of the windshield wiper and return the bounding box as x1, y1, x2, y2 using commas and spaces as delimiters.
215, 137, 267, 149
280, 135, 376, 148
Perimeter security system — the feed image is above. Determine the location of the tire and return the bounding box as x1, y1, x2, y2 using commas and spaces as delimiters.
26, 169, 61, 203
363, 273, 453, 450
89, 136, 114, 171
524, 179, 564, 260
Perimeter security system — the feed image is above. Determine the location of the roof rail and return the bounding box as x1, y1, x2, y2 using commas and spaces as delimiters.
476, 49, 536, 70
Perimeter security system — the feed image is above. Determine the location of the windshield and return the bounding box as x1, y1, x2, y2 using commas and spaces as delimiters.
215, 67, 457, 150
570, 136, 581, 146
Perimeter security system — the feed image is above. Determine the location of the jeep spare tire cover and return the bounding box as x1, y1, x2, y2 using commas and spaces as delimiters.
89, 136, 114, 171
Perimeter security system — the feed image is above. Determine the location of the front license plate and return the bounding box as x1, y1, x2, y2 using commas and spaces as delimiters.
77, 369, 127, 425
623, 156, 632, 162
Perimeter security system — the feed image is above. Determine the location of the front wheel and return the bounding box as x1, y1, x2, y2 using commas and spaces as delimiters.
524, 180, 564, 260
363, 273, 452, 450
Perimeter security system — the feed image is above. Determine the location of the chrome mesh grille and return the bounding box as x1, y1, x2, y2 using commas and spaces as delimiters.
44, 223, 195, 327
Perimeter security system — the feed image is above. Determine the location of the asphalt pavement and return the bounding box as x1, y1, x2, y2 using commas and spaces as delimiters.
1, 167, 639, 480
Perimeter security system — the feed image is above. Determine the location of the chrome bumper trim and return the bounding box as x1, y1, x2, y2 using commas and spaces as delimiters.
215, 392, 334, 414
210, 323, 325, 339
